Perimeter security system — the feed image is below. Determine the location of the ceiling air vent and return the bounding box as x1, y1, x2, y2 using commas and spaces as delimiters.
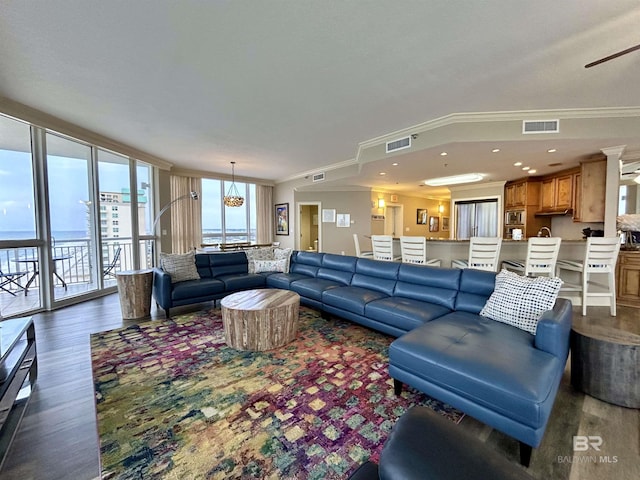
522, 119, 559, 134
386, 136, 411, 153
312, 172, 325, 183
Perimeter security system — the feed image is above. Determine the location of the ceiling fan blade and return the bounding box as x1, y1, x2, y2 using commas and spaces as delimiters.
585, 43, 640, 68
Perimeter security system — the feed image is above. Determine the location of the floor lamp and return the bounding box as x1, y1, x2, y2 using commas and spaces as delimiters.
152, 191, 199, 265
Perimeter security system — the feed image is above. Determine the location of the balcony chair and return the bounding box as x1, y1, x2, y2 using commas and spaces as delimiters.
353, 233, 373, 258
555, 237, 621, 316
371, 235, 401, 262
452, 237, 502, 272
0, 268, 28, 296
103, 247, 122, 278
399, 236, 441, 267
502, 237, 562, 277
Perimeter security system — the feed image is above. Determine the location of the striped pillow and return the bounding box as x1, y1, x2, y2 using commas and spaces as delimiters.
159, 251, 200, 283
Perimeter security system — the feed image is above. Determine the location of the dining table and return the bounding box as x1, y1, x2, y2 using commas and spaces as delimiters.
13, 255, 72, 295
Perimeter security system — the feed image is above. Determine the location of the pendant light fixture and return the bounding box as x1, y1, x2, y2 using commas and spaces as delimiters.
223, 161, 244, 207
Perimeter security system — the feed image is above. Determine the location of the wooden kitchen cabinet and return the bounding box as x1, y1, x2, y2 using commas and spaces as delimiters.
539, 168, 578, 212
579, 159, 606, 222
555, 174, 573, 210
616, 250, 640, 308
540, 178, 555, 210
505, 180, 527, 208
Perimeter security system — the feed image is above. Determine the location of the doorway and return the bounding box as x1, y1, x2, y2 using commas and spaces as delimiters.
296, 202, 321, 252
383, 204, 404, 238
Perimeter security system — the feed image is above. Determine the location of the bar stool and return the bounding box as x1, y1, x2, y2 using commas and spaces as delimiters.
452, 237, 502, 272
502, 237, 562, 277
371, 235, 401, 261
555, 237, 621, 316
353, 233, 373, 258
399, 236, 441, 266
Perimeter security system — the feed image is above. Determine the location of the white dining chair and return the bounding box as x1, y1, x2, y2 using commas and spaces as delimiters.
555, 237, 621, 316
371, 235, 401, 262
400, 236, 441, 267
452, 237, 502, 272
502, 237, 562, 277
353, 233, 374, 258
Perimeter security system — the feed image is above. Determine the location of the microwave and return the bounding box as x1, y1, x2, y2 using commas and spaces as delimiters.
505, 210, 524, 225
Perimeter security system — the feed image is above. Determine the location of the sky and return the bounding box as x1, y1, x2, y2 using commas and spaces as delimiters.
0, 148, 254, 238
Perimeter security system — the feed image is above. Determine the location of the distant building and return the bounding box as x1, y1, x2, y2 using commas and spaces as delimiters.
99, 189, 148, 239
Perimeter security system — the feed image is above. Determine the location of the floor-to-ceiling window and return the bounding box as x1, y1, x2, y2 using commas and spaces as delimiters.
201, 179, 256, 245
0, 115, 42, 315
0, 113, 158, 318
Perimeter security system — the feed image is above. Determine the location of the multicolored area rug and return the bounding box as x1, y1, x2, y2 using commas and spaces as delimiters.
91, 307, 463, 479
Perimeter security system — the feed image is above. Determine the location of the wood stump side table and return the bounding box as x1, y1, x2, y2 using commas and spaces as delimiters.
116, 269, 153, 320
571, 316, 639, 408
221, 289, 300, 351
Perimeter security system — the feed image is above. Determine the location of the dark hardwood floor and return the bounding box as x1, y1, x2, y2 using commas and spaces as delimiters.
0, 294, 637, 479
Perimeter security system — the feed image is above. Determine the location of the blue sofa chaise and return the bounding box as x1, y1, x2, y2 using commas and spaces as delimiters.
152, 250, 572, 466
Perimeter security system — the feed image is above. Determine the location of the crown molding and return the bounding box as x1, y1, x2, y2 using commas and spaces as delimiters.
277, 157, 358, 184
357, 107, 640, 154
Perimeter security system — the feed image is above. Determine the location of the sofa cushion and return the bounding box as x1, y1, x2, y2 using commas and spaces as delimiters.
265, 272, 313, 289
171, 278, 225, 301
389, 311, 562, 428
322, 286, 389, 316
289, 278, 342, 301
395, 264, 460, 310
273, 247, 293, 272
197, 252, 249, 278
160, 251, 200, 283
454, 269, 497, 314
365, 297, 451, 331
217, 273, 267, 292
480, 269, 562, 335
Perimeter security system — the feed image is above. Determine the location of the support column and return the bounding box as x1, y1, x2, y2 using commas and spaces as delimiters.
601, 146, 626, 237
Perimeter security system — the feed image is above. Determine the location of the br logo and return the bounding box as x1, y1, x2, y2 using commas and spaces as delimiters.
573, 435, 603, 452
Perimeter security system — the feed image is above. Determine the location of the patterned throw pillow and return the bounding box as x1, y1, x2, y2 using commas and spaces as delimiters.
244, 247, 275, 274
253, 259, 288, 273
480, 269, 562, 335
159, 251, 200, 283
273, 247, 293, 273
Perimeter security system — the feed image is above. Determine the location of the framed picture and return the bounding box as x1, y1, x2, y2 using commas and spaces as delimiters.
429, 216, 439, 232
275, 203, 289, 235
336, 213, 351, 228
417, 209, 428, 224
442, 216, 450, 231
322, 209, 336, 223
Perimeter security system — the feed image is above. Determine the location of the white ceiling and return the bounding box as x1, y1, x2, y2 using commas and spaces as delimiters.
1, 1, 640, 197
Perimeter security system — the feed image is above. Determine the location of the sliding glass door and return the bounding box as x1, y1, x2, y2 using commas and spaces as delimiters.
46, 133, 100, 302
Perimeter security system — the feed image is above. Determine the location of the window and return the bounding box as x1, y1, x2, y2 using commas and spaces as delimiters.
202, 179, 256, 244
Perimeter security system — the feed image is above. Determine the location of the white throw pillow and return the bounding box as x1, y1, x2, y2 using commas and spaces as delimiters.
273, 247, 293, 273
244, 247, 275, 273
253, 259, 288, 273
159, 251, 200, 283
480, 269, 562, 335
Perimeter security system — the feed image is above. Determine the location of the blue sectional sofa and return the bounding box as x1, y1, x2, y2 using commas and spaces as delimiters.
152, 250, 572, 466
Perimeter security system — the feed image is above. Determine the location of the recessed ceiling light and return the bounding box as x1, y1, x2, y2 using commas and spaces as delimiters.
392, 162, 398, 166
547, 149, 557, 153
424, 173, 484, 187
522, 166, 530, 171
492, 148, 500, 153
440, 152, 448, 156
528, 169, 537, 174
379, 172, 386, 176
514, 162, 522, 166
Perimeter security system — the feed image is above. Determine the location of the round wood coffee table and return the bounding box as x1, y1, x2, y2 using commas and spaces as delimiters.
220, 289, 300, 351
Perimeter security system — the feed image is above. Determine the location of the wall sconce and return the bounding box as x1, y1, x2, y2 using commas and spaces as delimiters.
438, 204, 444, 214
378, 198, 385, 208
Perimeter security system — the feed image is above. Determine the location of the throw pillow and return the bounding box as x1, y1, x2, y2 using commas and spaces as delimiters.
253, 259, 288, 273
244, 247, 275, 274
480, 269, 562, 335
159, 251, 200, 283
273, 247, 293, 273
